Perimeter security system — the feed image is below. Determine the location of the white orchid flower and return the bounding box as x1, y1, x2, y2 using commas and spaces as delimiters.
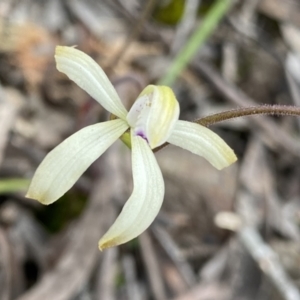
26, 46, 237, 250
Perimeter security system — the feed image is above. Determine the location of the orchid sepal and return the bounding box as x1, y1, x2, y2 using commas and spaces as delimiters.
99, 130, 164, 250
55, 46, 128, 120
168, 120, 237, 170
26, 119, 128, 205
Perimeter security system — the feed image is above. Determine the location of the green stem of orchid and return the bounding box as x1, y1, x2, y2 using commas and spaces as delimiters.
154, 104, 300, 152
0, 178, 30, 194
159, 0, 233, 86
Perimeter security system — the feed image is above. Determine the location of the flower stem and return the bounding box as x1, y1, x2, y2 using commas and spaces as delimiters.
195, 105, 300, 126
154, 104, 300, 152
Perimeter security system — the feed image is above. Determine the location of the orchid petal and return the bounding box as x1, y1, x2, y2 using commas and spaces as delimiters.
26, 119, 128, 204
146, 86, 179, 148
55, 46, 128, 120
99, 130, 164, 250
167, 120, 237, 170
127, 85, 180, 148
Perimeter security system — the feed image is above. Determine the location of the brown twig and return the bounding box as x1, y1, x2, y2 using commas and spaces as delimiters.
194, 105, 300, 126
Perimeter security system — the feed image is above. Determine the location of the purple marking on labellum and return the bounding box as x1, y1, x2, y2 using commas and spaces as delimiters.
136, 131, 149, 143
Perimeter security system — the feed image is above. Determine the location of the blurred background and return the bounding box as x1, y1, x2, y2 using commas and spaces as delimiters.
1, 0, 300, 299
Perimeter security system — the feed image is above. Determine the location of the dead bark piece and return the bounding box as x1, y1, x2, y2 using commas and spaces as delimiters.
95, 246, 118, 300
66, 0, 127, 40
284, 52, 300, 131
152, 225, 197, 287
122, 255, 146, 300
0, 91, 16, 165
270, 240, 300, 279
239, 0, 260, 27
199, 244, 229, 282
258, 0, 300, 28
171, 0, 200, 55
0, 201, 49, 298
162, 262, 188, 296
0, 228, 12, 300
139, 232, 167, 300
239, 226, 300, 300
170, 283, 230, 300
41, 0, 67, 32
106, 0, 157, 70
233, 163, 300, 300
241, 137, 300, 241
228, 237, 262, 300
281, 24, 300, 54
222, 42, 238, 83
240, 138, 266, 198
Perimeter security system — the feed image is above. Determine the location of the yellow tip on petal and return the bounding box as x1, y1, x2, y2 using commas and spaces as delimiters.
25, 192, 50, 205
99, 237, 120, 251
